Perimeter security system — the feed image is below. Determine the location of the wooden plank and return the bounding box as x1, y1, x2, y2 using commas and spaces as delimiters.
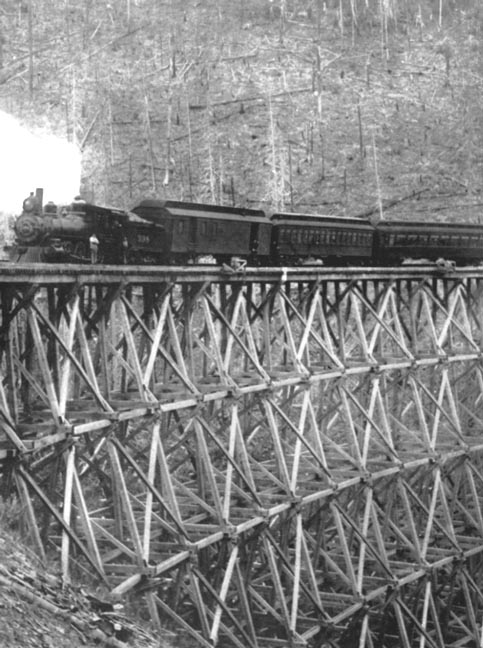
61, 445, 75, 582
122, 293, 201, 395
71, 465, 105, 575
27, 310, 62, 423
18, 465, 108, 583
289, 513, 303, 633
107, 440, 146, 568
58, 295, 79, 416
209, 544, 239, 643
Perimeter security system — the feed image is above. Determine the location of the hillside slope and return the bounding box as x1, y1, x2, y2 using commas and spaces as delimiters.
0, 521, 168, 648
0, 0, 482, 220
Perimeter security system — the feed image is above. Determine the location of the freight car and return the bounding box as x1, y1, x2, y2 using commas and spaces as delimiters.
12, 189, 483, 267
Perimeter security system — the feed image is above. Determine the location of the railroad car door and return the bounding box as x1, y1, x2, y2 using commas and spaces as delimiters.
250, 221, 271, 259
188, 216, 197, 256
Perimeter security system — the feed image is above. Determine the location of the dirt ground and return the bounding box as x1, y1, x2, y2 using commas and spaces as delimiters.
0, 525, 170, 648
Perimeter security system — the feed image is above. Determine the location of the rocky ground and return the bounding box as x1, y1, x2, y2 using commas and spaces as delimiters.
0, 522, 169, 648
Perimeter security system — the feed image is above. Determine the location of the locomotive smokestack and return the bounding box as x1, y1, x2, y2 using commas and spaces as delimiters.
35, 188, 43, 210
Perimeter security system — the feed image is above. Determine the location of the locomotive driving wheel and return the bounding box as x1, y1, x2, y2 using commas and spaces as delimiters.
74, 241, 88, 262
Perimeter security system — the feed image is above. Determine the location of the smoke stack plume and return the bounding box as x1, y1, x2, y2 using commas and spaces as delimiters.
0, 110, 81, 215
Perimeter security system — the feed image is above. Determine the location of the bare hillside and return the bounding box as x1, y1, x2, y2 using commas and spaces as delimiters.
0, 507, 164, 648
0, 0, 481, 221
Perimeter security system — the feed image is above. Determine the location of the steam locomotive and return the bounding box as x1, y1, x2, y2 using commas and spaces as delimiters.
14, 189, 167, 264
13, 188, 483, 267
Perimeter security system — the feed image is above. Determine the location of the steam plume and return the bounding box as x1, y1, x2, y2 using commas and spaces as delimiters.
0, 110, 81, 214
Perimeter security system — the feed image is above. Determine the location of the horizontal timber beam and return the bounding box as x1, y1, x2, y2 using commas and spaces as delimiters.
1, 262, 483, 286
1, 351, 481, 458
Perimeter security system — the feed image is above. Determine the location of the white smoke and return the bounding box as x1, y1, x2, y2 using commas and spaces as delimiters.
0, 110, 81, 215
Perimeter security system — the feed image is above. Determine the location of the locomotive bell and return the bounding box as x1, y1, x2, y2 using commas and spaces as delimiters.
44, 201, 57, 214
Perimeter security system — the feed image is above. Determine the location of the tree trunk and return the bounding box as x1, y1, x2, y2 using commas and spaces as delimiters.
27, 0, 34, 97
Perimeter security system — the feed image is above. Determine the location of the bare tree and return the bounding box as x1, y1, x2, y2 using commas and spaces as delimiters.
27, 0, 34, 97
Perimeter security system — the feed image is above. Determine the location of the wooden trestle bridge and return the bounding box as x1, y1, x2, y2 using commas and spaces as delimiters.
2, 262, 483, 647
